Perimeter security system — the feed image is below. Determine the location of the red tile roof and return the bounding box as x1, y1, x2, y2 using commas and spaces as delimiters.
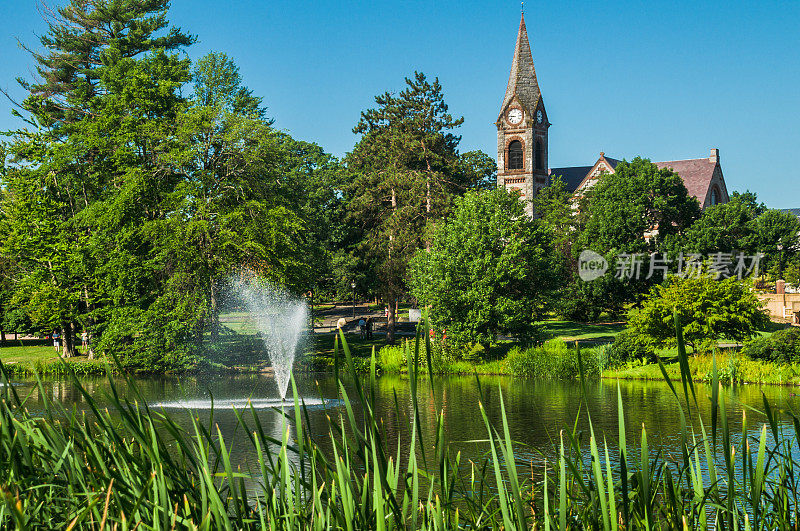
653, 158, 716, 203
556, 155, 719, 205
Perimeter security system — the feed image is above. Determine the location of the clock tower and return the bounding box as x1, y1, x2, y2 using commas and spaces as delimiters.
496, 12, 549, 217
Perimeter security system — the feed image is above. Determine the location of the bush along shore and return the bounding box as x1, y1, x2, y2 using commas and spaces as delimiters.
372, 333, 800, 386
3, 314, 800, 528
608, 327, 800, 386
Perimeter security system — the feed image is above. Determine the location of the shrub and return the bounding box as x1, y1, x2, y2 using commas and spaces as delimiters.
742, 328, 800, 363
378, 344, 406, 373
506, 339, 603, 379
609, 330, 657, 363
463, 343, 487, 362
629, 276, 769, 348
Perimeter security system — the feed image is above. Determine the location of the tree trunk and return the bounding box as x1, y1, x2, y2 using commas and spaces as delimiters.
84, 285, 95, 359
62, 327, 71, 358
426, 176, 431, 215
69, 322, 78, 357
210, 280, 219, 343
0, 330, 5, 346
387, 302, 396, 345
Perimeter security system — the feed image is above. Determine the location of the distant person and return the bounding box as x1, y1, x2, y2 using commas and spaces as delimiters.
365, 317, 373, 340
81, 331, 88, 351
53, 331, 60, 352
358, 318, 366, 338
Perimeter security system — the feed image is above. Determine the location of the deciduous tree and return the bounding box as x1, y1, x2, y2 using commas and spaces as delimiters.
629, 276, 769, 350
409, 189, 558, 349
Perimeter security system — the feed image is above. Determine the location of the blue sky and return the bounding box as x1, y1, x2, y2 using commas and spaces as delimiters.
1, 0, 798, 207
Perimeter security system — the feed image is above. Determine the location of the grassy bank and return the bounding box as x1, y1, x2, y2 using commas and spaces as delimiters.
4, 320, 792, 384
0, 340, 109, 376
606, 350, 800, 385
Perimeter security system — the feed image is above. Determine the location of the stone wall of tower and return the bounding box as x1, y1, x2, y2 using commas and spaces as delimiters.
497, 120, 535, 217
496, 13, 547, 218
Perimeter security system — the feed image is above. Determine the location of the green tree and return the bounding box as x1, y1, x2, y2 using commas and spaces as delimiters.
274, 136, 349, 297
629, 276, 769, 350
2, 0, 194, 359
409, 189, 558, 349
570, 157, 701, 316
534, 175, 575, 270
579, 157, 700, 254
159, 52, 310, 345
3, 1, 341, 368
752, 208, 800, 279
345, 72, 465, 342
457, 150, 497, 191
679, 191, 765, 256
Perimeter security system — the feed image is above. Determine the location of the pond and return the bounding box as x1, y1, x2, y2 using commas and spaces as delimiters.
9, 371, 799, 474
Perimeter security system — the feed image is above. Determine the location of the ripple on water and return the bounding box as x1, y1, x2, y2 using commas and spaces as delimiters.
152, 397, 336, 410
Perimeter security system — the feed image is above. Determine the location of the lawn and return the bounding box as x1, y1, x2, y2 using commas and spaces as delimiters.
308, 332, 386, 359
539, 319, 625, 342
0, 343, 59, 365
0, 339, 100, 376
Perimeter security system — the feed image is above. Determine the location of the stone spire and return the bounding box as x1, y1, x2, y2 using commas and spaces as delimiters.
499, 13, 542, 120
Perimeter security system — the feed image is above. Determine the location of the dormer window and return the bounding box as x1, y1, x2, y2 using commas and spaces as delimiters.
508, 140, 523, 170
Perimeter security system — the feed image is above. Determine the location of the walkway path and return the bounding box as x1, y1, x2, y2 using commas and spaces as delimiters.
310, 303, 384, 333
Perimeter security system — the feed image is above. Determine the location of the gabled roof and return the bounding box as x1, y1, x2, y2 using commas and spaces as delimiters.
563, 153, 622, 193
549, 165, 593, 192
782, 208, 800, 218
551, 153, 724, 207
499, 13, 542, 120
652, 158, 718, 203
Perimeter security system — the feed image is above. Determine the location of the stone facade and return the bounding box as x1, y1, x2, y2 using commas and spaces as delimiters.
496, 14, 549, 217
498, 14, 729, 214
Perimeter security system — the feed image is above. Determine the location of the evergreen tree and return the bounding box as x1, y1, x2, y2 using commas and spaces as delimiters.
3, 0, 194, 359
345, 72, 465, 342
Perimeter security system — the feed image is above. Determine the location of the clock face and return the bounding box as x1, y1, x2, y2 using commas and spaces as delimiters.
507, 108, 523, 125
536, 109, 543, 123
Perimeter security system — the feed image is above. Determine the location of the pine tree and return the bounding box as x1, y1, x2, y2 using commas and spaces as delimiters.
3, 0, 193, 358
345, 72, 465, 342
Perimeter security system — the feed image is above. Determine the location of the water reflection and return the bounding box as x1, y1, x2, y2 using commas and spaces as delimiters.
9, 373, 800, 472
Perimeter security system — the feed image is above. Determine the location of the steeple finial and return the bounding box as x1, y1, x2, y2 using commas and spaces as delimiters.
521, 1, 524, 14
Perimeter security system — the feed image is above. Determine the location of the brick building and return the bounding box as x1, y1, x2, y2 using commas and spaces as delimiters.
497, 13, 730, 215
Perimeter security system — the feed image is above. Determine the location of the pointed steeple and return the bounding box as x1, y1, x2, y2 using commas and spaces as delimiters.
499, 13, 542, 120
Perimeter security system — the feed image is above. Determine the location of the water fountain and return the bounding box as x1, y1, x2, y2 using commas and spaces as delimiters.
156, 271, 322, 410
232, 274, 308, 401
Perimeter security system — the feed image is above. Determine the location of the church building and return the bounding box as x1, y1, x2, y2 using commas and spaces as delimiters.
497, 13, 730, 215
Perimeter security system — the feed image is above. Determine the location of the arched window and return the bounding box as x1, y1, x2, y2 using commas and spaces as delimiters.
508, 140, 523, 170
710, 187, 719, 206
535, 139, 544, 170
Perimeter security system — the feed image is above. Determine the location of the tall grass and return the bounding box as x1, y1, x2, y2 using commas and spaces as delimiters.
1, 313, 799, 528
506, 339, 612, 379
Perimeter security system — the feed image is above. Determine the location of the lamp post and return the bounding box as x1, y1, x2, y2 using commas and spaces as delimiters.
351, 281, 356, 319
